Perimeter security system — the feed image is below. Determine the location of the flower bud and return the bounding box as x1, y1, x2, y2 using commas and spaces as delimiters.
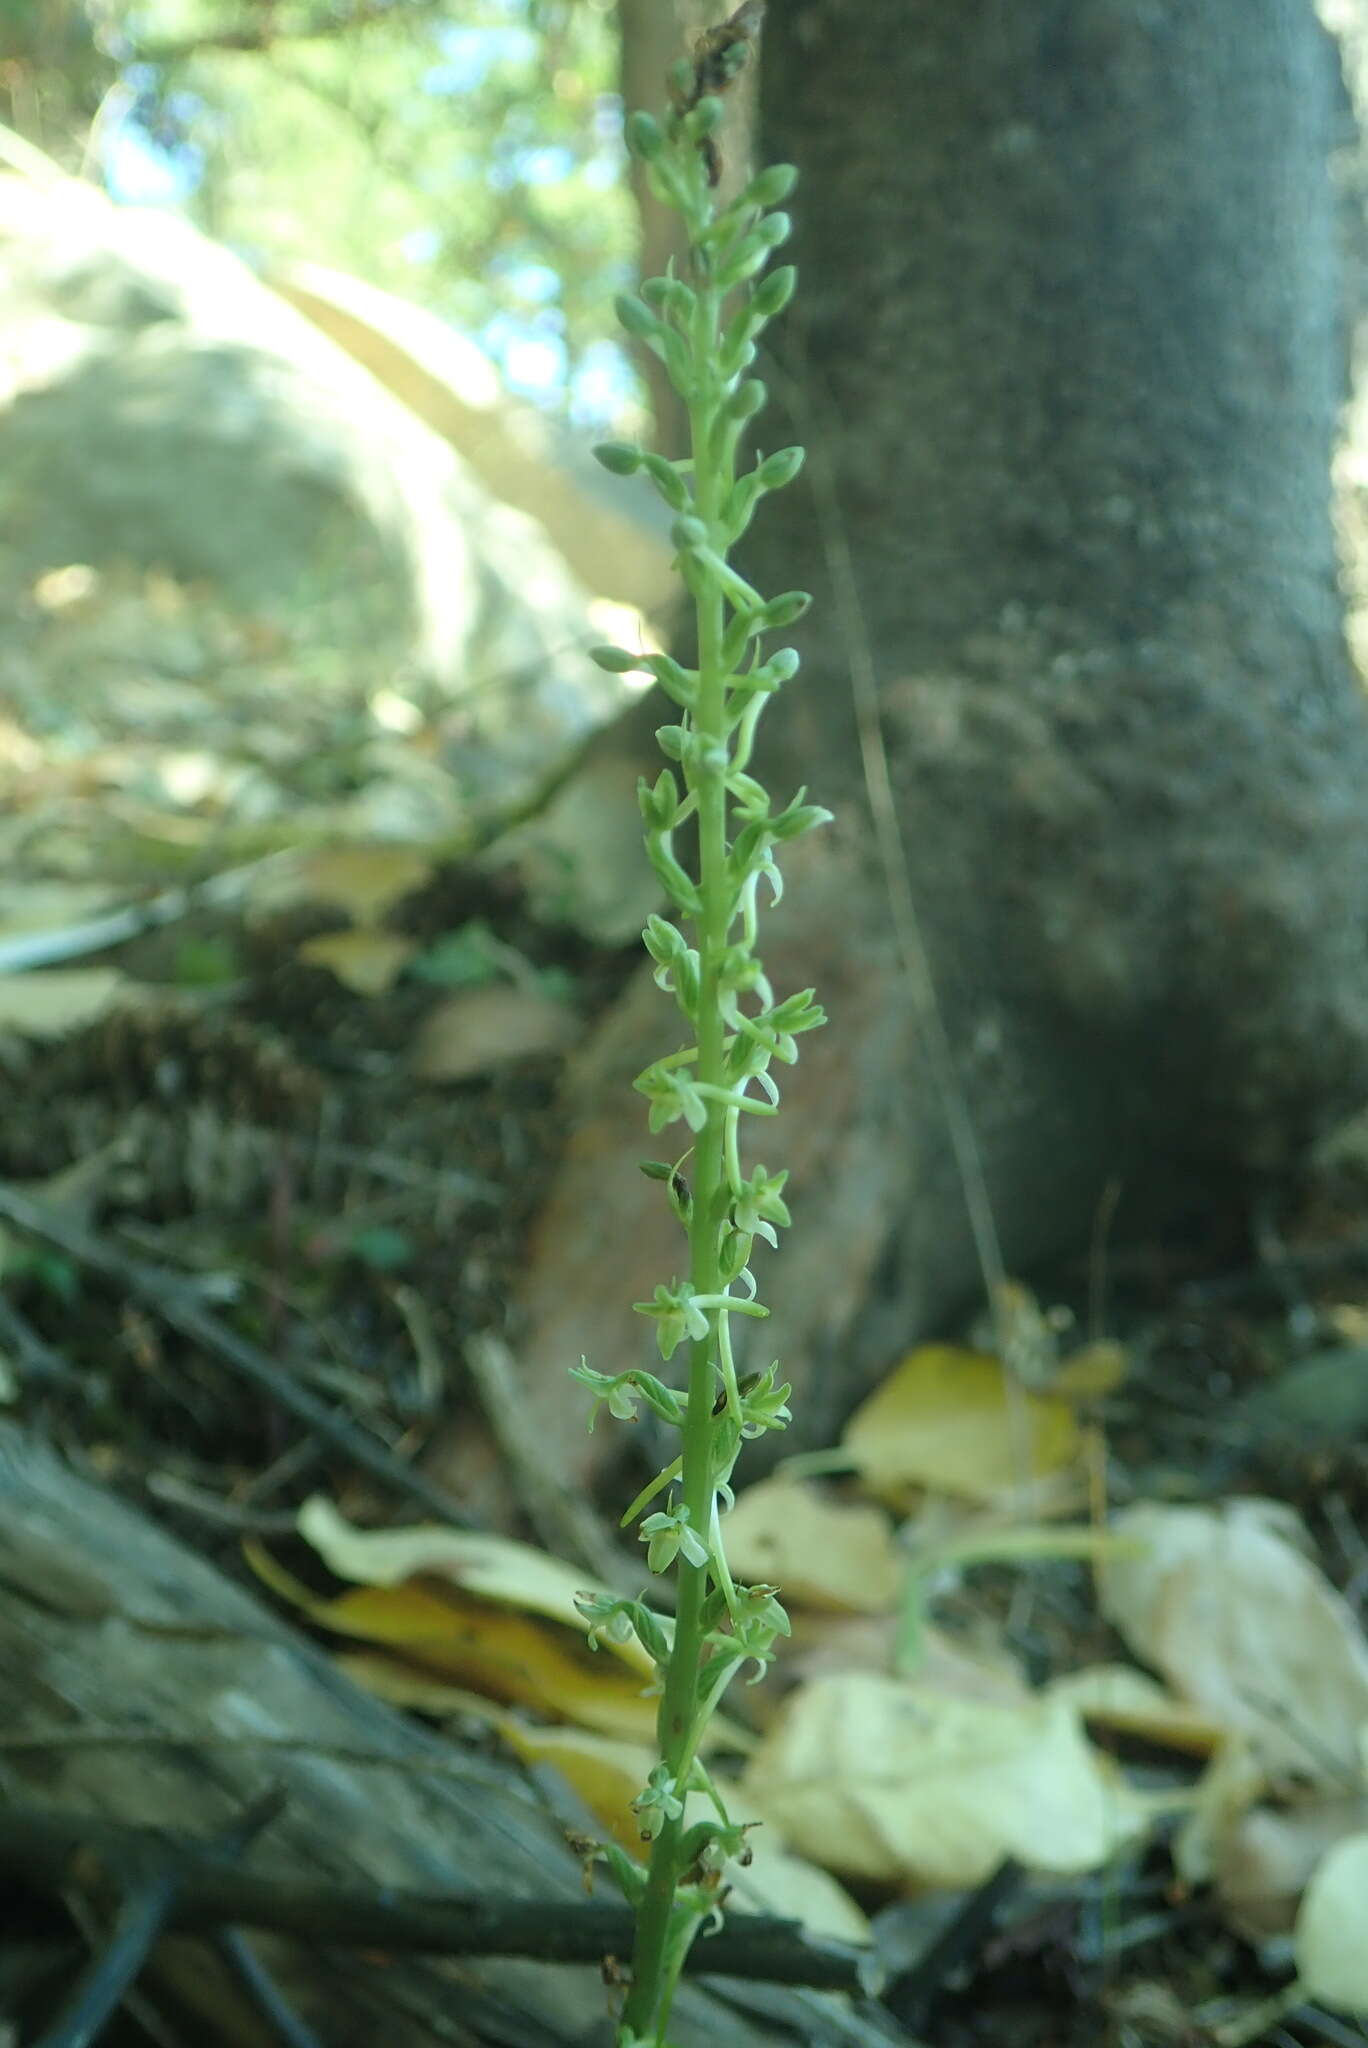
590, 644, 642, 674
641, 452, 690, 511
687, 94, 724, 138
593, 440, 643, 476
725, 379, 766, 424
755, 446, 805, 492
744, 163, 798, 210
750, 265, 797, 323
625, 110, 664, 161
757, 590, 812, 632
615, 292, 663, 343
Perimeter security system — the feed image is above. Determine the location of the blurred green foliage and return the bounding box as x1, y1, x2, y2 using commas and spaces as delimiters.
1, 0, 637, 415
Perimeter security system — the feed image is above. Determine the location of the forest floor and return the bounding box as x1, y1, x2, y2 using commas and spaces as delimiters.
4, 562, 1368, 2048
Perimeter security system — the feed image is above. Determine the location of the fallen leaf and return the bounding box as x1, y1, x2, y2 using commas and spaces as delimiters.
843, 1345, 1082, 1505
725, 1479, 901, 1613
296, 844, 434, 921
409, 984, 581, 1080
297, 1495, 652, 1673
493, 1715, 655, 1853
1295, 1832, 1368, 2013
1219, 1796, 1368, 1939
0, 968, 131, 1037
281, 1502, 749, 1751
725, 1799, 873, 1948
1098, 1501, 1368, 1781
1172, 1736, 1268, 1888
491, 1718, 873, 1946
297, 925, 417, 995
741, 1671, 1144, 1888
783, 1612, 1034, 1712
1047, 1665, 1226, 1756
251, 1548, 660, 1742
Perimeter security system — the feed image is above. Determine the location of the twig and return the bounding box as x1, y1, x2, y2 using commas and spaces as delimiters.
33, 1876, 180, 2048
0, 1183, 472, 1528
213, 1929, 325, 2048
0, 1804, 876, 1994
880, 1860, 1023, 2031
30, 1794, 285, 2048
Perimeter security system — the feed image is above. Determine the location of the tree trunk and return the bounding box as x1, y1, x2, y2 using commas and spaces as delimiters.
471, 0, 1368, 1489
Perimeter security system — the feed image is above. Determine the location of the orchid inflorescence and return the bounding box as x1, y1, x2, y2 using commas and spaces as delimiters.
566, 35, 828, 2047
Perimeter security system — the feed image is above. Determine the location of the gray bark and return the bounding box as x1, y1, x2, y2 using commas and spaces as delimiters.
491, 0, 1368, 1480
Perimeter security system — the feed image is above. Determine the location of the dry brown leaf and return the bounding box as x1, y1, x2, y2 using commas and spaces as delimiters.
843, 1345, 1082, 1506
1099, 1501, 1368, 1781
297, 925, 417, 995
409, 985, 581, 1080
725, 1478, 901, 1613
741, 1671, 1144, 1888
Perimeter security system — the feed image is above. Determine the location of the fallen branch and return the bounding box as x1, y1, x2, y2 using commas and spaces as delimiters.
0, 1803, 875, 1996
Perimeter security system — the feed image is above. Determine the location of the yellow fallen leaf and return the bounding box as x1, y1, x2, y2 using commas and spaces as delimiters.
1296, 1833, 1368, 2013
843, 1345, 1081, 1505
296, 1496, 654, 1677
272, 1507, 754, 1751
741, 1671, 1144, 1888
296, 844, 433, 921
1099, 1501, 1368, 1781
493, 1715, 655, 1853
297, 926, 417, 996
725, 1479, 901, 1614
250, 1546, 660, 1742
1048, 1665, 1225, 1756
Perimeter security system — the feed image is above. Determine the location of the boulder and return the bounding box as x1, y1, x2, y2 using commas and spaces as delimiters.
0, 169, 636, 814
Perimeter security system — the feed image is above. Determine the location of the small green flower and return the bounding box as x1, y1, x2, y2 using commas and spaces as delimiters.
632, 1279, 709, 1360
573, 1592, 636, 1649
640, 1501, 709, 1575
633, 1763, 685, 1840
738, 1362, 793, 1436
